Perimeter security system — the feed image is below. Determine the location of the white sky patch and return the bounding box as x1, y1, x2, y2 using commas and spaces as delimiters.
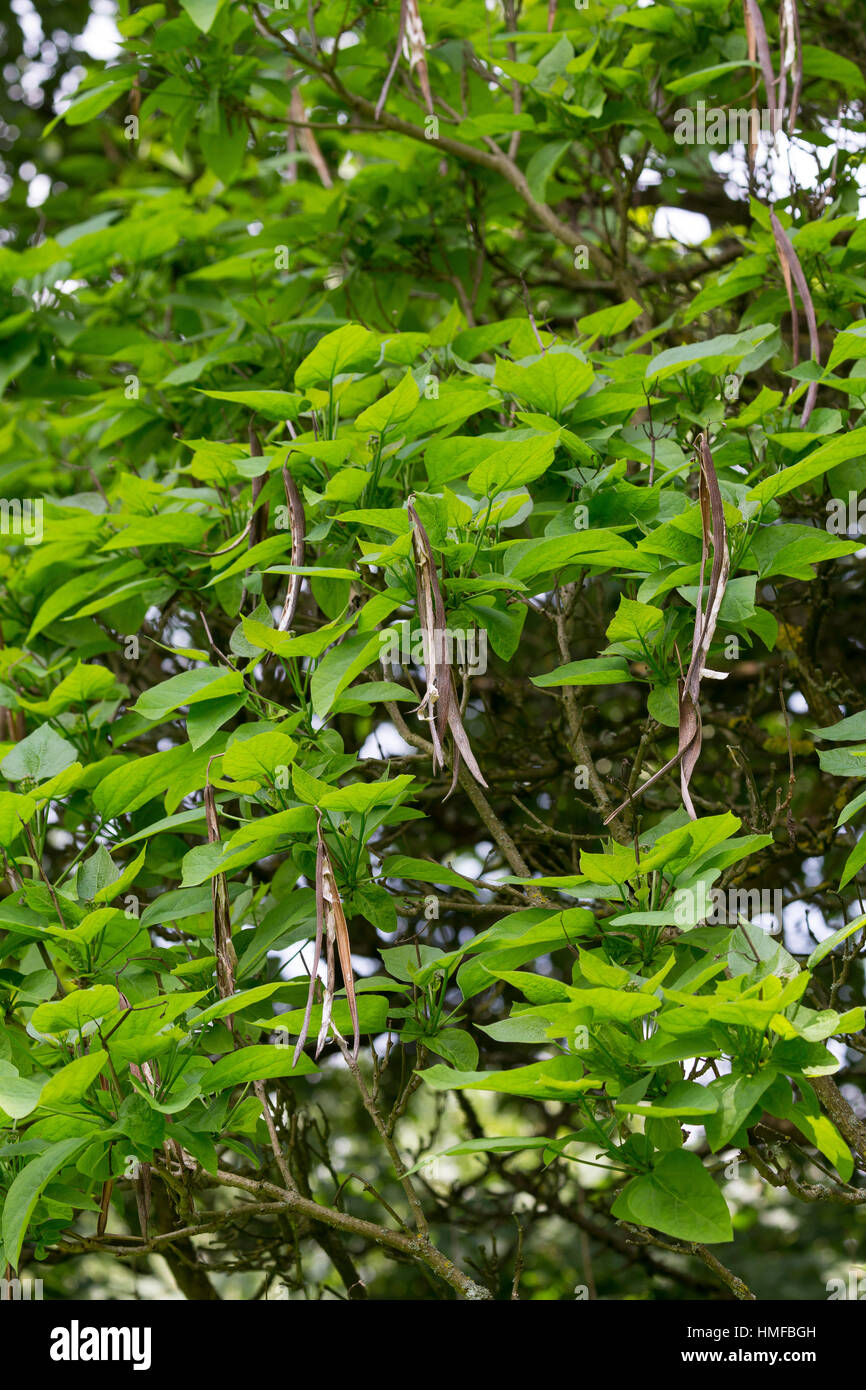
74, 1, 121, 61
783, 899, 828, 955
713, 121, 866, 214
26, 172, 51, 206
652, 206, 711, 247
359, 720, 414, 759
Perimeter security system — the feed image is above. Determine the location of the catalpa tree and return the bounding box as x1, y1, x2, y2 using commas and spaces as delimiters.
0, 0, 865, 1302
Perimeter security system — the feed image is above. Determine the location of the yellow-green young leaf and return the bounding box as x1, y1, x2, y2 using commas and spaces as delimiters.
222, 731, 298, 783
242, 616, 353, 659
179, 0, 222, 31
557, 987, 659, 1023
39, 1050, 109, 1107
295, 324, 375, 389
494, 350, 593, 416
792, 1107, 853, 1183
17, 661, 117, 715
467, 433, 557, 497
31, 763, 85, 804
419, 1053, 601, 1099
320, 774, 414, 813
356, 371, 419, 432
488, 969, 571, 1004
0, 791, 36, 848
576, 948, 630, 987
196, 388, 305, 420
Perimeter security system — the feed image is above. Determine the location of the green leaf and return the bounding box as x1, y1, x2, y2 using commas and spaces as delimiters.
196, 389, 305, 420
356, 371, 419, 432
420, 1053, 602, 1099
467, 433, 558, 497
664, 60, 760, 94
616, 1080, 719, 1119
93, 846, 146, 904
117, 1093, 166, 1150
0, 1064, 44, 1120
531, 657, 631, 687
421, 1028, 479, 1069
179, 0, 222, 34
200, 111, 247, 185
31, 986, 120, 1036
606, 597, 665, 645
807, 915, 866, 967
611, 1150, 732, 1243
39, 1051, 109, 1107
495, 349, 593, 415
748, 427, 866, 503
3, 1136, 93, 1267
646, 326, 775, 381
0, 791, 37, 848
405, 1135, 554, 1175
310, 631, 383, 720
56, 79, 132, 129
133, 667, 245, 721
525, 139, 572, 203
205, 1045, 318, 1090
1, 726, 78, 784
222, 731, 298, 783
703, 1071, 776, 1151
266, 995, 389, 1037
379, 856, 480, 893
192, 983, 286, 1027
295, 324, 375, 389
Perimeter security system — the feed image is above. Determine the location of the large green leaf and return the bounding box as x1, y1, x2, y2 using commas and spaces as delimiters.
611, 1151, 733, 1243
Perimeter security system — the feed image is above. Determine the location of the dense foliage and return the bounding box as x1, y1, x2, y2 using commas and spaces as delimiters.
1, 0, 866, 1301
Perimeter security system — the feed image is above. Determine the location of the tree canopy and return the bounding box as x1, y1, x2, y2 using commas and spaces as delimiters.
1, 0, 866, 1302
